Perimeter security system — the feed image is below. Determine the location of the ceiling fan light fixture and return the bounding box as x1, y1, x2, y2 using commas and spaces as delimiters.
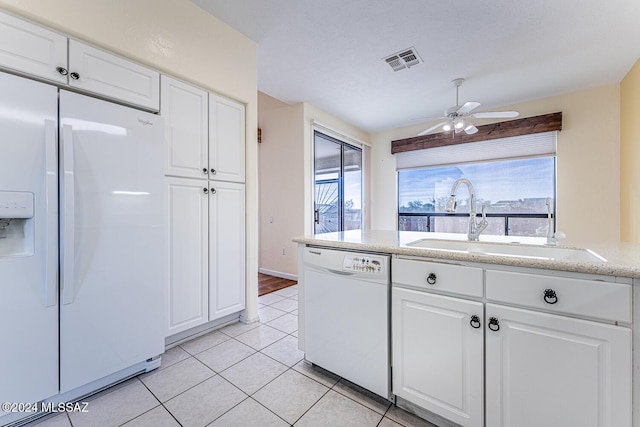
416, 78, 520, 137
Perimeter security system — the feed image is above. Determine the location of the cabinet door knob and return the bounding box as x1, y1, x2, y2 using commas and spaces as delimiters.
426, 273, 437, 285
469, 315, 481, 329
69, 72, 80, 80
203, 188, 209, 194
543, 289, 558, 304
203, 168, 209, 175
210, 168, 217, 175
56, 66, 68, 76
488, 317, 500, 332
210, 188, 216, 194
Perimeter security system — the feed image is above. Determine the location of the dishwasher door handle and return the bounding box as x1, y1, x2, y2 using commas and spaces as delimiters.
305, 267, 356, 277
326, 269, 357, 276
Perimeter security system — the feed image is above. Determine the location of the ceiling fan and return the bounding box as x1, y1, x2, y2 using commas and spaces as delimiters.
418, 78, 519, 136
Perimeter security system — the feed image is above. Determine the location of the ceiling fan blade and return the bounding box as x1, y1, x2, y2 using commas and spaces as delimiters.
471, 110, 519, 119
456, 101, 481, 115
418, 120, 450, 136
464, 123, 478, 134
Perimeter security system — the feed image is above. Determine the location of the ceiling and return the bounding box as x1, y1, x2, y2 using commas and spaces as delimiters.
192, 0, 640, 134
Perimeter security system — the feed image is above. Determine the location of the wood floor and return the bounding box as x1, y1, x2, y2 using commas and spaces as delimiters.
258, 273, 297, 296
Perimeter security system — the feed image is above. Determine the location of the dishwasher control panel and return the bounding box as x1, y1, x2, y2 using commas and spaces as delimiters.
343, 254, 386, 274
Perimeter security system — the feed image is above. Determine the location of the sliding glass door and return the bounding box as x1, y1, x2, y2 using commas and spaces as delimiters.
313, 131, 362, 233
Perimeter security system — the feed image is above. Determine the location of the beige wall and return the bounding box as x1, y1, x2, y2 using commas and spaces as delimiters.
621, 59, 640, 242
371, 84, 621, 245
258, 92, 304, 277
0, 0, 261, 320
257, 99, 371, 277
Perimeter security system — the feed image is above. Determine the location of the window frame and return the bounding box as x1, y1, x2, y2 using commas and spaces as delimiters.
397, 155, 557, 237
313, 130, 363, 233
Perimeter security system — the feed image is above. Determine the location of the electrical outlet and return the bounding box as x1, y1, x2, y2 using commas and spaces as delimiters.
282, 248, 286, 255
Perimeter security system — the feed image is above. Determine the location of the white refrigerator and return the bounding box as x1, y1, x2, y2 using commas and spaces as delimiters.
0, 72, 165, 422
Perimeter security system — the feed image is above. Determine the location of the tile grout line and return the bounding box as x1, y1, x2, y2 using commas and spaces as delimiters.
246, 363, 328, 427
131, 379, 182, 427
125, 293, 300, 426
289, 382, 333, 426
199, 375, 251, 427
141, 357, 219, 413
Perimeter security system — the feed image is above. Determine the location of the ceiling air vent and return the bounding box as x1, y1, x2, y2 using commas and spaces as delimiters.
383, 47, 422, 72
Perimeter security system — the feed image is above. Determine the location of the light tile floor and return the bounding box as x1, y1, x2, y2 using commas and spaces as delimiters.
28, 285, 436, 427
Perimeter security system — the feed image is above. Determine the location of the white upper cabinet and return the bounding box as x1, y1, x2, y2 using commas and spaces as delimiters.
68, 40, 159, 111
161, 76, 209, 179
0, 10, 67, 84
209, 94, 245, 183
0, 10, 160, 111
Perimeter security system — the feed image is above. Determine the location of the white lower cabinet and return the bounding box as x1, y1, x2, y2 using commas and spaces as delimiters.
392, 258, 633, 427
166, 177, 209, 335
392, 287, 484, 427
208, 181, 246, 319
485, 303, 631, 427
165, 177, 245, 337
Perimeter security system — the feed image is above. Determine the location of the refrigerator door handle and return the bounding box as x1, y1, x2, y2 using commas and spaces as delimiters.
61, 124, 76, 305
43, 119, 58, 307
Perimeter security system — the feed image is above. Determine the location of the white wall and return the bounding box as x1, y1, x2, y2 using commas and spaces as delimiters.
0, 0, 261, 320
371, 84, 621, 245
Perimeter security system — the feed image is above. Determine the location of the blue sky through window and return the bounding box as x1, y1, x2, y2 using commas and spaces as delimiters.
398, 157, 555, 213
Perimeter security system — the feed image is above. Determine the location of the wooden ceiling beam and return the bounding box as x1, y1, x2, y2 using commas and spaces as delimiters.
391, 112, 563, 154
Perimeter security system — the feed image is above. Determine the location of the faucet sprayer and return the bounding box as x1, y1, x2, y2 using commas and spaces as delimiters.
545, 198, 565, 245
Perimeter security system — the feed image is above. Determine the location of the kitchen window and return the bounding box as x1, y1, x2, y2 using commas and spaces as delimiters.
314, 131, 362, 233
396, 132, 557, 237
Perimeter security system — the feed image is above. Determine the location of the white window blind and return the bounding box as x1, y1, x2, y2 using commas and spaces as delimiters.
312, 119, 370, 148
396, 131, 557, 170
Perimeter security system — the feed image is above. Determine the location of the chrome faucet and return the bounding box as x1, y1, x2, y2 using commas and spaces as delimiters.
445, 178, 488, 241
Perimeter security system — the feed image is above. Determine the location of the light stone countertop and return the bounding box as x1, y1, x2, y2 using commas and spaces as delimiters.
292, 230, 640, 279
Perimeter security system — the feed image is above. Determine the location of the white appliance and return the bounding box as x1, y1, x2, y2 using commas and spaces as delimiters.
0, 72, 164, 424
303, 246, 391, 399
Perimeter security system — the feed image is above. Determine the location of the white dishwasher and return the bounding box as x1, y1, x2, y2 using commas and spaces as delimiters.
303, 246, 391, 399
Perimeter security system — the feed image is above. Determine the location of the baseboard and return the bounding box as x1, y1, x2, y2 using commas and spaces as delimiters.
258, 268, 298, 281
164, 313, 240, 348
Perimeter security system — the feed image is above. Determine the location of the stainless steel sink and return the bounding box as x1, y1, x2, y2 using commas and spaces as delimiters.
405, 239, 606, 262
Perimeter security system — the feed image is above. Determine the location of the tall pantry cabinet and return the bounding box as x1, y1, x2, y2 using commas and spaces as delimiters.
162, 75, 246, 338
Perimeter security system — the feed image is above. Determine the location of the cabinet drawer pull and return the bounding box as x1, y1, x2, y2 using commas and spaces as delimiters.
210, 168, 217, 175
56, 66, 68, 76
203, 187, 209, 194
469, 315, 481, 329
210, 188, 216, 194
426, 273, 437, 285
543, 289, 558, 304
69, 72, 80, 80
488, 317, 500, 332
203, 168, 209, 175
